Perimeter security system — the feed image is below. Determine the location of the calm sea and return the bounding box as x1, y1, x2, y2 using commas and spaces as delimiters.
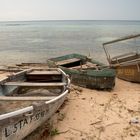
0, 20, 140, 65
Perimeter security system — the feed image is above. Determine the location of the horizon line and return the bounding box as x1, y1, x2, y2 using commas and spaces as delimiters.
0, 19, 140, 22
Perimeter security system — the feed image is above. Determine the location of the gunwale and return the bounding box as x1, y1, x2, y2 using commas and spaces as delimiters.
0, 68, 70, 120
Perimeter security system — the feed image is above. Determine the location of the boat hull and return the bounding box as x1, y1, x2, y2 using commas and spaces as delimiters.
61, 67, 115, 89
116, 63, 140, 83
0, 68, 70, 140
0, 89, 68, 140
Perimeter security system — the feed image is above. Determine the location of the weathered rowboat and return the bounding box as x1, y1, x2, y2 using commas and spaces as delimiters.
103, 34, 140, 83
47, 53, 116, 89
0, 68, 70, 140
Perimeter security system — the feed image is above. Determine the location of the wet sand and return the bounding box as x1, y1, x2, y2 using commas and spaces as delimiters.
25, 78, 140, 140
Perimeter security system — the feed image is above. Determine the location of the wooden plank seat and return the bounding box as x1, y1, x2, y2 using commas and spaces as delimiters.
3, 82, 66, 87
111, 52, 140, 64
27, 70, 62, 75
56, 58, 81, 66
26, 70, 62, 82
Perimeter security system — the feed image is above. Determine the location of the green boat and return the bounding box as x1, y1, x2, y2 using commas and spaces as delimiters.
47, 54, 116, 89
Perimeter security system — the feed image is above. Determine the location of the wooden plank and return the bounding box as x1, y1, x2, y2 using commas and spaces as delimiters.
56, 58, 81, 66
26, 75, 62, 82
111, 53, 140, 64
112, 52, 137, 60
16, 63, 48, 66
0, 96, 57, 101
112, 58, 140, 67
103, 34, 140, 46
27, 70, 61, 75
70, 62, 98, 69
3, 82, 66, 87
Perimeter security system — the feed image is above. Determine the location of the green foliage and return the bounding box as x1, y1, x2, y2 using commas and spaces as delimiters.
49, 128, 59, 136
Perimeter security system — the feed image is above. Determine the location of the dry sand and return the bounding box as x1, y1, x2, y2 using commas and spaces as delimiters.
25, 78, 140, 140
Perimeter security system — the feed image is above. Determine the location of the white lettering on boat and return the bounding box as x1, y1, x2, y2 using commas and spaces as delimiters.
2, 109, 48, 139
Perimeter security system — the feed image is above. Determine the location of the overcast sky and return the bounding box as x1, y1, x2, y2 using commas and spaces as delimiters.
0, 0, 140, 21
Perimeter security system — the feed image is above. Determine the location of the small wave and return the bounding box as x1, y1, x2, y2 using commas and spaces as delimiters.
5, 23, 27, 26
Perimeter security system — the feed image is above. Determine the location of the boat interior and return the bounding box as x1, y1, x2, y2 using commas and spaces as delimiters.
0, 69, 67, 114
56, 58, 99, 70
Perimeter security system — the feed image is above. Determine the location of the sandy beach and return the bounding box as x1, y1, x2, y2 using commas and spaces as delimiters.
0, 65, 139, 140
25, 78, 140, 140
0, 64, 139, 140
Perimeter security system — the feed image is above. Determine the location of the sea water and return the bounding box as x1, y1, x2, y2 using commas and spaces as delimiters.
0, 20, 140, 65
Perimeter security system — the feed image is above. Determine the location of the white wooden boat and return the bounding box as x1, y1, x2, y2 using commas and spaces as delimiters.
0, 68, 70, 140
